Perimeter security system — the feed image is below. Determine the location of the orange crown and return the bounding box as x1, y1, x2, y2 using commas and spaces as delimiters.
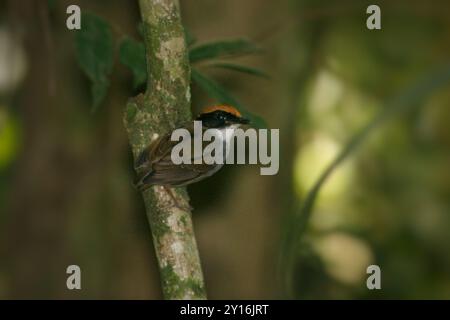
201, 105, 242, 118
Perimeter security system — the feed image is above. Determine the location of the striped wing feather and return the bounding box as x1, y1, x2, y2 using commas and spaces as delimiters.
134, 124, 221, 188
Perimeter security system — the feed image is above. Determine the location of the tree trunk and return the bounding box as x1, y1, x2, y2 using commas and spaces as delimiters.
123, 0, 206, 300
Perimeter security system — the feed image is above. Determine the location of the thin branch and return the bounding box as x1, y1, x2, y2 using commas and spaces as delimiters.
123, 0, 206, 300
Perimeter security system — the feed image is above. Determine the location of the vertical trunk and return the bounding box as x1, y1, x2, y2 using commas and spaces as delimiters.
123, 0, 206, 299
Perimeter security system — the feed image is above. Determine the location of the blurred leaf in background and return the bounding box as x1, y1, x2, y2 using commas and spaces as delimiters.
75, 13, 114, 111
189, 38, 261, 63
117, 32, 268, 127
119, 37, 146, 91
280, 0, 450, 299
205, 62, 270, 79
0, 107, 21, 230
0, 109, 20, 170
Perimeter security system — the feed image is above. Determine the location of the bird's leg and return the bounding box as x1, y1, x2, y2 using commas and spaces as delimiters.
163, 186, 193, 212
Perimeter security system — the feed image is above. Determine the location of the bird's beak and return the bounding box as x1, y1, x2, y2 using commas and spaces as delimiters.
238, 117, 250, 124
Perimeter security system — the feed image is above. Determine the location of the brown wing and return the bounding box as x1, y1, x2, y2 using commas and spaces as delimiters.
146, 161, 218, 187
134, 124, 222, 188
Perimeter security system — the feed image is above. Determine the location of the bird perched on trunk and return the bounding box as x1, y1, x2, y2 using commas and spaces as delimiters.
134, 105, 250, 193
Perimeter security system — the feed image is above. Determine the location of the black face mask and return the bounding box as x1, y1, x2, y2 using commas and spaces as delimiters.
196, 110, 249, 128
196, 110, 227, 128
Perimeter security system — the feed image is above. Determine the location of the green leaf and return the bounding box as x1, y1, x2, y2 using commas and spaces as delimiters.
281, 64, 450, 296
137, 23, 145, 38
75, 13, 114, 111
207, 62, 270, 79
191, 69, 267, 128
185, 28, 197, 47
47, 0, 57, 10
189, 39, 261, 64
119, 37, 147, 90
91, 81, 109, 111
0, 111, 20, 170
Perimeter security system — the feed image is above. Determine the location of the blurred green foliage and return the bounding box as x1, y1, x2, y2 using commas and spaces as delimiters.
280, 0, 450, 299
75, 13, 267, 126
75, 13, 114, 111
119, 37, 146, 90
0, 110, 20, 170
188, 38, 261, 63
283, 65, 450, 298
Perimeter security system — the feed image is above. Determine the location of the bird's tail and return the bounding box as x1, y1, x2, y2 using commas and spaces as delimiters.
133, 171, 153, 192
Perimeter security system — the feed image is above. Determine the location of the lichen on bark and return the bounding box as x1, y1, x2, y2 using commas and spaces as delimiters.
123, 0, 206, 300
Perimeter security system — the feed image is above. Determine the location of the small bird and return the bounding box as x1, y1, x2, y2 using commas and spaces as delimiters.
134, 105, 250, 193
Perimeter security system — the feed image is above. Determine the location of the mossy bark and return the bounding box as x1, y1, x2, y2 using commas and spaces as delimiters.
123, 0, 206, 300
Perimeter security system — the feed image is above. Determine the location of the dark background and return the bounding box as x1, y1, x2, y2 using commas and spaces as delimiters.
1, 0, 450, 299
